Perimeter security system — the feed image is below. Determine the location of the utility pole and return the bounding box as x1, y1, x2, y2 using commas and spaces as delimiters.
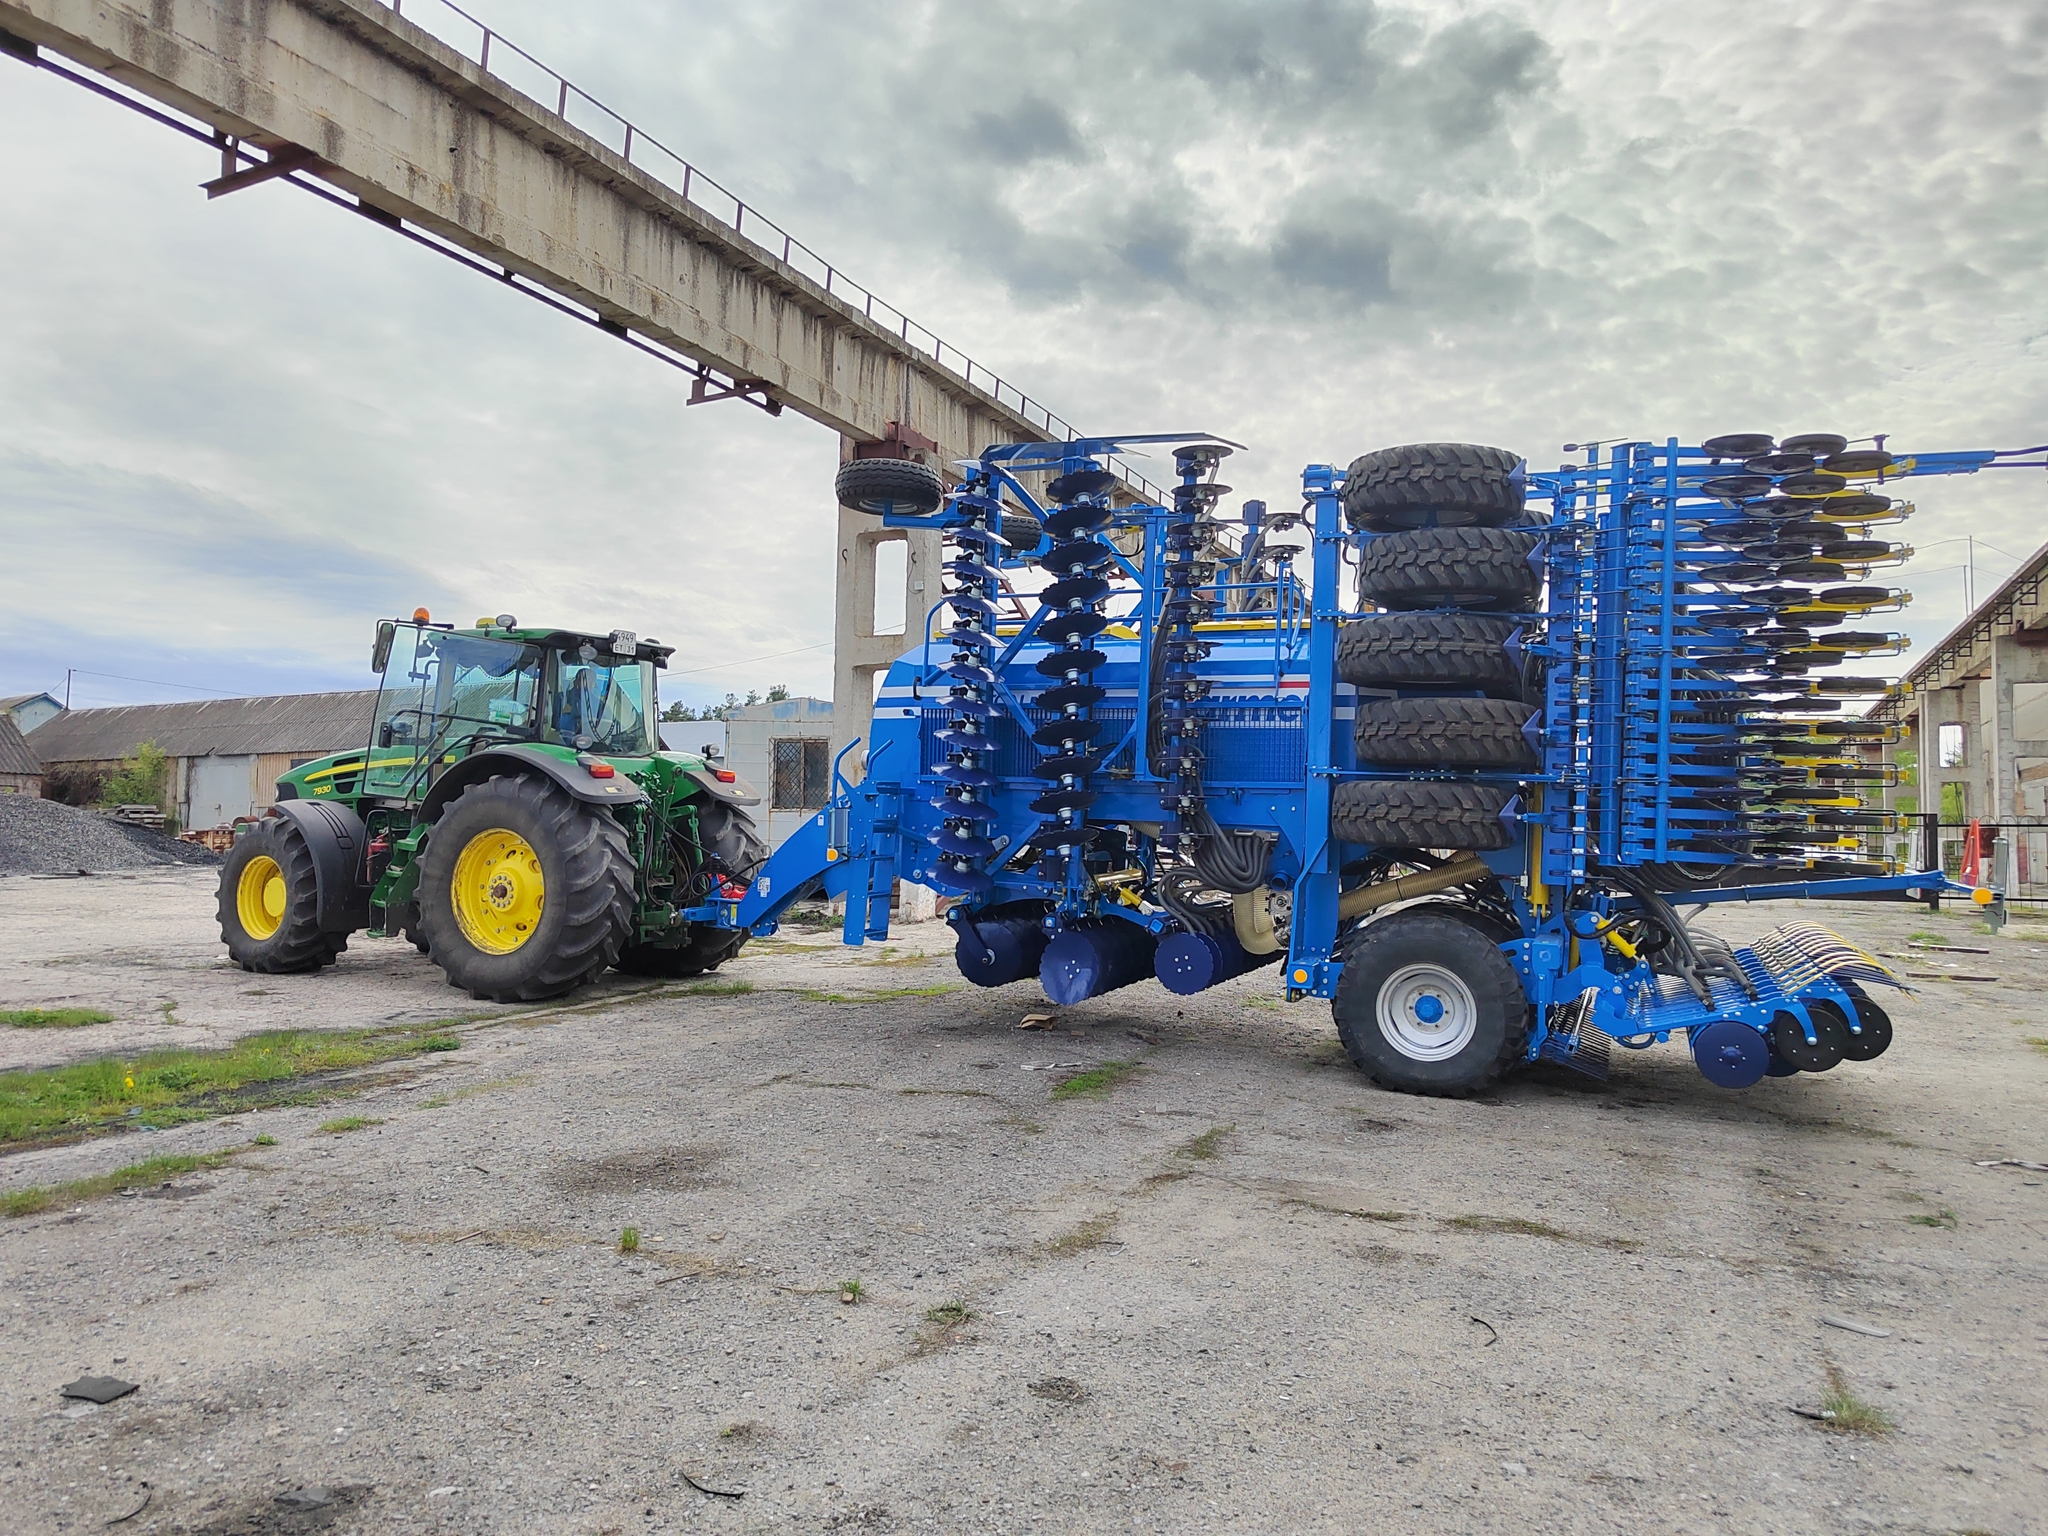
64, 668, 72, 709
1965, 533, 1975, 613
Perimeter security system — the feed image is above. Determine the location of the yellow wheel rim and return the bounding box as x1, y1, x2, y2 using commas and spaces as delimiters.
236, 855, 288, 941
451, 828, 545, 955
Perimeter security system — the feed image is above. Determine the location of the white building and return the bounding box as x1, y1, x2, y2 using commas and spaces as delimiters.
723, 697, 835, 849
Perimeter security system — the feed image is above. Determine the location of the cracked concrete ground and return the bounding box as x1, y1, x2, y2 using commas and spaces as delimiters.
2, 867, 2045, 1533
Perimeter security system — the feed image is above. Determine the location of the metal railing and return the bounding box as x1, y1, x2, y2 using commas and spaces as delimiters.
1897, 814, 2048, 905
385, 0, 1161, 501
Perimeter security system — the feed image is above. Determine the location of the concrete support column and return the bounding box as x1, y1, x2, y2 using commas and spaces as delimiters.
1916, 685, 1970, 827
1986, 635, 2048, 821
830, 436, 942, 920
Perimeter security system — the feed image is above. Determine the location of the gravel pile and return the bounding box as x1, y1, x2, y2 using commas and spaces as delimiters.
0, 795, 222, 876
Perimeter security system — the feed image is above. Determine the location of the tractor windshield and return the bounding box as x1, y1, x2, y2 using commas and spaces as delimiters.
365, 627, 544, 798
544, 652, 657, 756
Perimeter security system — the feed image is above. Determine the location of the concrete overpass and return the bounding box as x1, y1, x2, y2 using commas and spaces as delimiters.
0, 0, 1137, 764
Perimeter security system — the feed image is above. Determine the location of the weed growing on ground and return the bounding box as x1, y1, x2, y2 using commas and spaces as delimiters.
1817, 1365, 1895, 1435
1906, 1207, 1958, 1228
720, 1420, 770, 1443
0, 1023, 467, 1145
252, 1133, 277, 1146
925, 1299, 974, 1325
4, 1144, 259, 1217
1907, 931, 1945, 944
1179, 1124, 1233, 1161
0, 1008, 112, 1029
1445, 1213, 1641, 1250
898, 1087, 993, 1099
2027, 1038, 2048, 1058
618, 1226, 640, 1253
1042, 1210, 1119, 1258
318, 1116, 382, 1134
156, 999, 178, 1026
1051, 1059, 1143, 1101
1287, 1198, 1410, 1222
839, 1278, 864, 1304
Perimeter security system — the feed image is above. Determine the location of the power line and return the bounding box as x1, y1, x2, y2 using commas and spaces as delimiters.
667, 641, 832, 678
62, 669, 246, 701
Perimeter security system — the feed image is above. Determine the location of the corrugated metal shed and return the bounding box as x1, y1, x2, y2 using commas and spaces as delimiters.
0, 716, 39, 776
28, 691, 380, 764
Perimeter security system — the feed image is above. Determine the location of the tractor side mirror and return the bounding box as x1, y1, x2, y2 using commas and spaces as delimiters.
371, 620, 396, 674
378, 722, 394, 749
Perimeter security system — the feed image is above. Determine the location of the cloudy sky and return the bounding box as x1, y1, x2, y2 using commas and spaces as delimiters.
2, 0, 2045, 714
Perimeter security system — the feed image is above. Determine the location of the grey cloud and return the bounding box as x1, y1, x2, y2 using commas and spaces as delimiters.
966, 95, 1088, 165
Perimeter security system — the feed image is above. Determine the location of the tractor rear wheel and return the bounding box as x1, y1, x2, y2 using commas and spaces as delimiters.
1333, 909, 1529, 1095
217, 819, 349, 973
418, 774, 635, 1002
617, 800, 768, 978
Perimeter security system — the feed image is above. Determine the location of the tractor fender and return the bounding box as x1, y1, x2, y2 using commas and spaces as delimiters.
682, 767, 762, 808
417, 745, 647, 826
269, 798, 372, 933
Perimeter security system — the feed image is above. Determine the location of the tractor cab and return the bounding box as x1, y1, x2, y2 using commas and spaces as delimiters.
359, 616, 669, 804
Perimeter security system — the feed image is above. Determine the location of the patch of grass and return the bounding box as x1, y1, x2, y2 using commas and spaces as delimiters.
1178, 1124, 1234, 1161
1244, 996, 1282, 1011
0, 1008, 113, 1030
1445, 1213, 1641, 1251
1287, 1197, 1410, 1223
720, 1420, 770, 1444
897, 1087, 994, 1099
318, 1115, 382, 1134
0, 1022, 472, 1146
252, 1133, 277, 1147
678, 978, 753, 996
925, 1299, 975, 1326
797, 985, 956, 1004
1050, 1059, 1143, 1101
4, 1146, 251, 1218
1006, 1116, 1045, 1135
839, 1278, 864, 1304
618, 1226, 641, 1253
1042, 1209, 1119, 1259
1908, 930, 1945, 944
1906, 1207, 1958, 1228
1817, 1365, 1895, 1435
419, 1035, 461, 1052
2026, 1038, 2048, 1058
156, 999, 178, 1026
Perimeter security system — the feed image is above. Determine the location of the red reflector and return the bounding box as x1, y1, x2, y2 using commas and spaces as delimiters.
713, 769, 737, 783
588, 762, 616, 779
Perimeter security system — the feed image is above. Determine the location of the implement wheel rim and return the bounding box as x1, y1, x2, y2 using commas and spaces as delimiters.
1375, 961, 1479, 1062
236, 855, 288, 940
452, 828, 546, 955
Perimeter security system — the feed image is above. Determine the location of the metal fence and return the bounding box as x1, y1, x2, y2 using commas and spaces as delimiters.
1899, 814, 2048, 905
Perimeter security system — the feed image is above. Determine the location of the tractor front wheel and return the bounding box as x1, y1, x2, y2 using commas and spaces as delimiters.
217, 819, 349, 973
418, 775, 635, 1002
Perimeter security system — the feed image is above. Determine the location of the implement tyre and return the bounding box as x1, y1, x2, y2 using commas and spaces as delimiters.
1337, 612, 1522, 697
1354, 697, 1539, 770
617, 800, 768, 978
836, 457, 942, 515
1333, 909, 1529, 1096
419, 774, 635, 1002
217, 819, 349, 973
1332, 781, 1517, 851
1358, 527, 1541, 613
1342, 442, 1526, 532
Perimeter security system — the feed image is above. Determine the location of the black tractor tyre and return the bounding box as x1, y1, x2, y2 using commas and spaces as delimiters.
1336, 612, 1522, 698
1353, 696, 1540, 770
1002, 511, 1046, 555
835, 457, 943, 515
1331, 781, 1518, 852
418, 774, 636, 1003
1342, 443, 1527, 532
217, 819, 350, 974
1358, 527, 1541, 613
402, 900, 431, 955
1333, 909, 1530, 1096
616, 800, 768, 978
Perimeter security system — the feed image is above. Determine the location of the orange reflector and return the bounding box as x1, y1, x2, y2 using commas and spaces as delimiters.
713, 768, 738, 783
1972, 886, 1995, 905
588, 762, 616, 779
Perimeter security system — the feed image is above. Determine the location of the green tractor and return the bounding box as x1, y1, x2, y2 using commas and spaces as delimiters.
216, 613, 766, 1001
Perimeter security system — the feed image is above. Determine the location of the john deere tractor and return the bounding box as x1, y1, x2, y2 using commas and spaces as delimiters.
216, 613, 766, 1001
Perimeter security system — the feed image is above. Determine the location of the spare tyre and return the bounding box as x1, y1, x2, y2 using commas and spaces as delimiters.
1342, 443, 1527, 532
1331, 780, 1517, 851
1358, 527, 1541, 613
1336, 612, 1521, 698
1353, 697, 1540, 770
835, 457, 943, 515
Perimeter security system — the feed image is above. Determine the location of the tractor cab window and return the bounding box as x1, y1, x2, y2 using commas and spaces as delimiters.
366, 626, 543, 798
546, 653, 656, 756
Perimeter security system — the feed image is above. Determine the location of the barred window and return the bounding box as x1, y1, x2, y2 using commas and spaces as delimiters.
772, 737, 831, 810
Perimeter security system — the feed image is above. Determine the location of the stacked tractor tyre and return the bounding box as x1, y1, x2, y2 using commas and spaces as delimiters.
1329, 443, 1544, 1096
